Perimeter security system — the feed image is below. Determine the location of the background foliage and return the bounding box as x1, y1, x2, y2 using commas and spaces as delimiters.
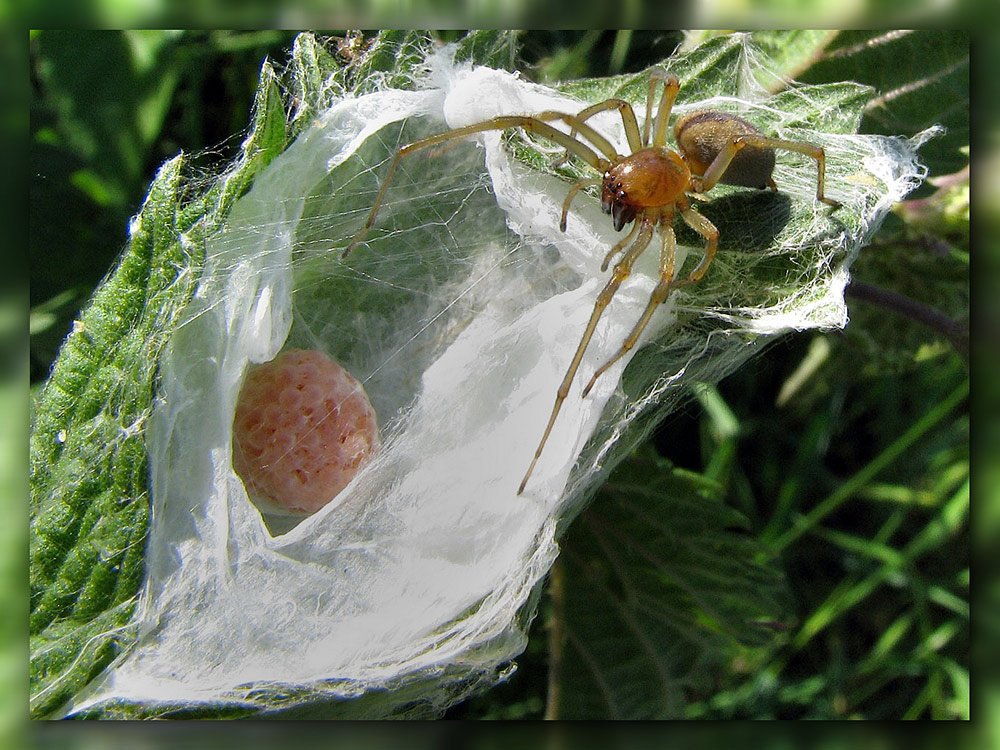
29, 30, 969, 724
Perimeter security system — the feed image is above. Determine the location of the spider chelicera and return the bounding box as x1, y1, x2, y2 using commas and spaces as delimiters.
342, 69, 841, 495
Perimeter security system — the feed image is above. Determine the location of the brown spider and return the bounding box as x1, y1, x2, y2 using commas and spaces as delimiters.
342, 69, 840, 495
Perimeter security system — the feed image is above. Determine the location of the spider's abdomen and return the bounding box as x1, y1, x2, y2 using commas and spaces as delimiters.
602, 148, 689, 231
674, 110, 776, 189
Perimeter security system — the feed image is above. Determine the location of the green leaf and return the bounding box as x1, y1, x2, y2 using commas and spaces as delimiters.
27, 30, 533, 720
286, 33, 343, 134
29, 30, 967, 722
453, 30, 521, 71
245, 60, 288, 173
28, 37, 300, 717
743, 30, 840, 83
798, 30, 969, 176
29, 155, 187, 718
790, 30, 971, 371
550, 450, 791, 719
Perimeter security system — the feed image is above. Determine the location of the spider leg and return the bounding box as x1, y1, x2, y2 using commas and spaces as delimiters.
601, 220, 641, 271
644, 69, 680, 148
552, 98, 643, 165
582, 210, 677, 396
343, 115, 612, 258
561, 178, 602, 232
695, 133, 839, 208
693, 134, 748, 193
747, 135, 840, 207
534, 110, 621, 161
671, 196, 719, 288
518, 217, 656, 495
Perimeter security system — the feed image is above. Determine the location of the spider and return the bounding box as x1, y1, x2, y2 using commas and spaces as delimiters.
342, 69, 840, 495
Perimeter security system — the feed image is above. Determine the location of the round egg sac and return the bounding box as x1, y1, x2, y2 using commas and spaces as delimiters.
232, 348, 380, 516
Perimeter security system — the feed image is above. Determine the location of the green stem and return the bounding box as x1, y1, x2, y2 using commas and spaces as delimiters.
544, 557, 565, 720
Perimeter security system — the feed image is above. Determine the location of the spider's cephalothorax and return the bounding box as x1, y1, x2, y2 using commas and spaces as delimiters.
342, 69, 840, 495
601, 148, 690, 231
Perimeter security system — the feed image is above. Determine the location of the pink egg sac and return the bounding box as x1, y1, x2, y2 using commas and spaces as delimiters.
232, 348, 380, 516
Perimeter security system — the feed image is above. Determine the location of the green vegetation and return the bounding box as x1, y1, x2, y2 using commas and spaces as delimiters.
29, 30, 968, 721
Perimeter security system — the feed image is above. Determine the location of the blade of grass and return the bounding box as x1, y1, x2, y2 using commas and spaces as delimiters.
791, 478, 967, 650
772, 378, 968, 552
609, 30, 633, 75
694, 382, 739, 486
